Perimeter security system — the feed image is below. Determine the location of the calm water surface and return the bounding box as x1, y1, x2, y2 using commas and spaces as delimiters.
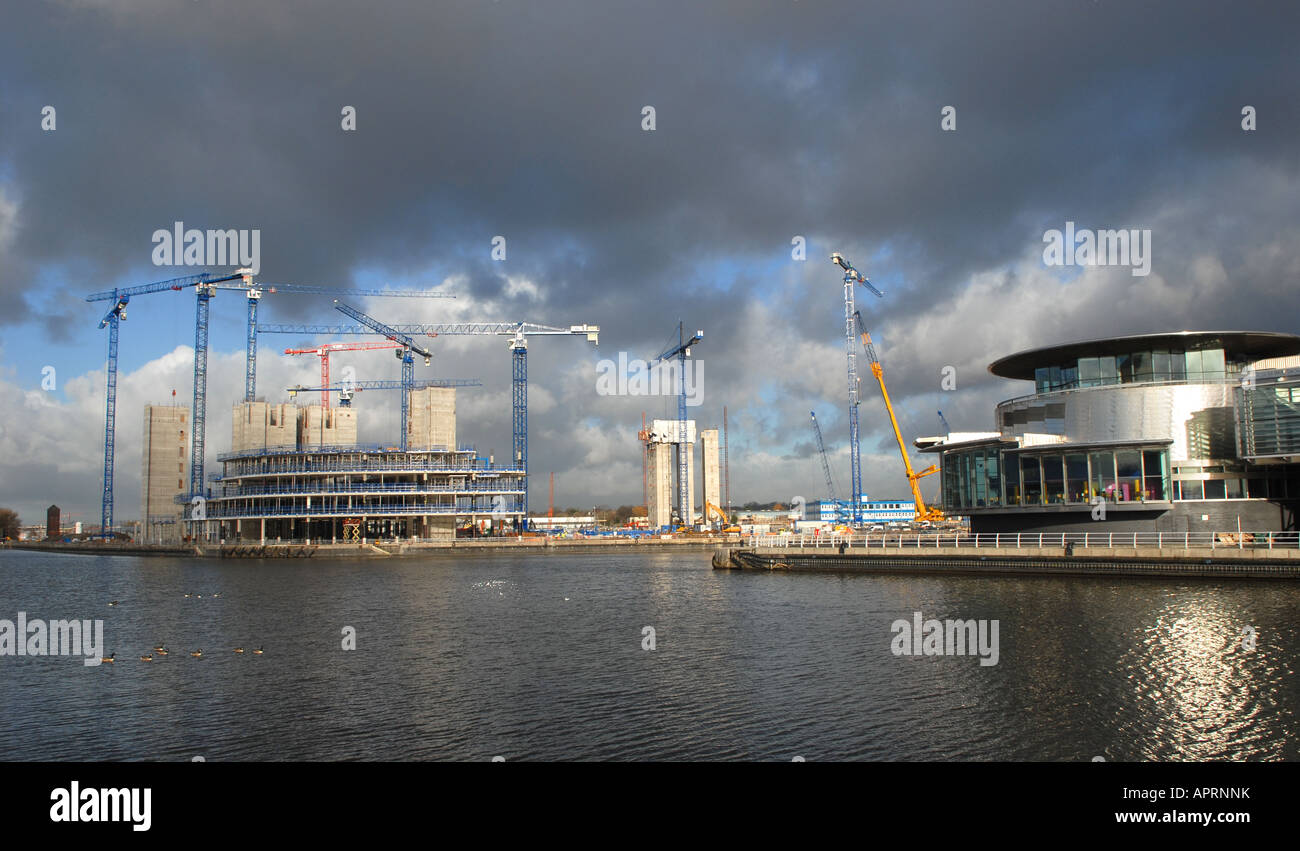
1, 548, 1296, 761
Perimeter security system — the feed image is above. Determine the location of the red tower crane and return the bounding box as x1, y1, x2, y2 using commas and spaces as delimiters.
283, 341, 406, 408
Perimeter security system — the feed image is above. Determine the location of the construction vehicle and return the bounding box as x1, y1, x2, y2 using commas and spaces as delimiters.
852, 310, 944, 523
704, 501, 740, 533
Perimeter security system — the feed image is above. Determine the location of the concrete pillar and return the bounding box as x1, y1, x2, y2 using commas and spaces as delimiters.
701, 429, 721, 519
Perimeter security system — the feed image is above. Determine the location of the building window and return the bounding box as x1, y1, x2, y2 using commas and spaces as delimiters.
1132, 351, 1153, 382
1098, 355, 1117, 384
1116, 451, 1142, 501
1201, 348, 1226, 378
1115, 353, 1132, 383
1040, 454, 1058, 501
1152, 349, 1171, 381
1021, 455, 1042, 505
1142, 449, 1168, 500
1179, 480, 1204, 500
1078, 358, 1100, 388
1169, 352, 1186, 381
1088, 451, 1115, 502
971, 451, 987, 507
1065, 454, 1088, 503
1005, 462, 1020, 505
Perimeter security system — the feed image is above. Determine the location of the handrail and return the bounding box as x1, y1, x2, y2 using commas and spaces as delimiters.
197, 502, 520, 519
207, 482, 526, 498
997, 373, 1238, 409
216, 443, 481, 461
745, 530, 1299, 551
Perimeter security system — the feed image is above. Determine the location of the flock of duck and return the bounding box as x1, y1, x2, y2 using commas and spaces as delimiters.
97, 593, 264, 664
98, 646, 264, 664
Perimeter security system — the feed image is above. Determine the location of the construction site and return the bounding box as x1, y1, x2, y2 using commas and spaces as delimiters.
74, 269, 608, 550
48, 248, 952, 553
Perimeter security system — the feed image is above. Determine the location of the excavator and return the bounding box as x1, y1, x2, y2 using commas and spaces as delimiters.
853, 311, 944, 524
704, 501, 741, 534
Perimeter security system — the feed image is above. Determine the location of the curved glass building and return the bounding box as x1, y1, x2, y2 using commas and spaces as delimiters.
925, 331, 1300, 533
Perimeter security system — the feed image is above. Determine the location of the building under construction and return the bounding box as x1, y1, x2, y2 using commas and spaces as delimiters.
140, 404, 189, 543
642, 418, 723, 528
190, 387, 525, 543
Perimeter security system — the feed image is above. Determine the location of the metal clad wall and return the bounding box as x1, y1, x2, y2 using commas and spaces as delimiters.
999, 383, 1238, 462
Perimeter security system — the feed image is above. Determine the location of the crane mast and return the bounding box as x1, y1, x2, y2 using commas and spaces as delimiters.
284, 341, 406, 408
651, 323, 703, 528
810, 411, 838, 502
262, 319, 598, 523
85, 271, 248, 533
831, 253, 883, 524
853, 310, 942, 523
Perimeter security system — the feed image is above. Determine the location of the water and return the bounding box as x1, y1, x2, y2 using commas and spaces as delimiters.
1, 548, 1296, 761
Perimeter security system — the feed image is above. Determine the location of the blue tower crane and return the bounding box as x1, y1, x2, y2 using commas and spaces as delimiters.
651, 322, 703, 528
938, 410, 951, 434
830, 253, 883, 525
236, 282, 454, 402
331, 301, 433, 450
184, 274, 452, 497
287, 378, 481, 407
510, 329, 527, 519
85, 271, 247, 535
258, 320, 599, 521
810, 411, 838, 502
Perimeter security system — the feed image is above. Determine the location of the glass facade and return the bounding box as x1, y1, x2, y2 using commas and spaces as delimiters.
1033, 345, 1235, 394
944, 446, 1172, 509
941, 445, 1002, 510
1238, 375, 1300, 460
1171, 463, 1272, 501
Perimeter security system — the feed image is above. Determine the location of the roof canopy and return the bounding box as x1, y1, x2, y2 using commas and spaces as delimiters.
988, 331, 1300, 380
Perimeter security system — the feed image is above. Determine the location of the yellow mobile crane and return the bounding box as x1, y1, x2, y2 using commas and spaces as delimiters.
853, 310, 944, 523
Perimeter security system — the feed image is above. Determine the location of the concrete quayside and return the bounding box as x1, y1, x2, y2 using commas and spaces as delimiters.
715, 530, 1300, 579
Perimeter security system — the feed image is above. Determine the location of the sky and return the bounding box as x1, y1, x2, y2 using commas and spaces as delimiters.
0, 0, 1297, 525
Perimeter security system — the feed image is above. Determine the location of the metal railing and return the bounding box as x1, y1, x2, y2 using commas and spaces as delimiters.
195, 502, 521, 520
216, 442, 480, 461
217, 460, 522, 477
747, 530, 1300, 551
998, 373, 1238, 409
207, 482, 526, 499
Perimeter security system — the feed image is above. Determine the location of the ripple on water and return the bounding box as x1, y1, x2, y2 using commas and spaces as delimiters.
0, 551, 1297, 760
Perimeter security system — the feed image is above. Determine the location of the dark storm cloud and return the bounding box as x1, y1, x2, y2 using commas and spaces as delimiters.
1, 0, 1297, 510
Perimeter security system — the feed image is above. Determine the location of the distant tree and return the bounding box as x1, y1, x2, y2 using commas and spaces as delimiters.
0, 508, 19, 539
605, 505, 648, 525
